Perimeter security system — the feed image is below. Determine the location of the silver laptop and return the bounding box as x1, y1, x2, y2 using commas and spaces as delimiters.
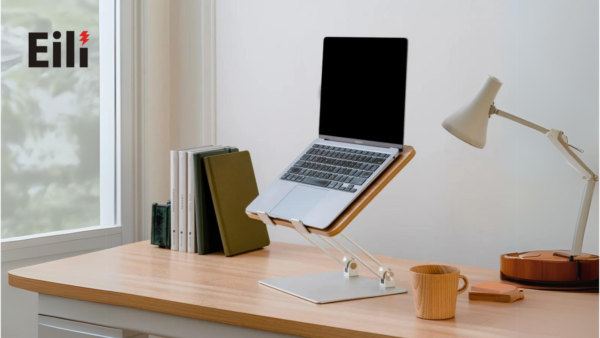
247, 37, 408, 229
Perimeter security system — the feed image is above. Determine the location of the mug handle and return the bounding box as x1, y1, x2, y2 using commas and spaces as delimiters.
457, 275, 469, 295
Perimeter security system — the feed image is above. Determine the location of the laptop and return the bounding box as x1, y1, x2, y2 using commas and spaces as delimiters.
247, 37, 408, 229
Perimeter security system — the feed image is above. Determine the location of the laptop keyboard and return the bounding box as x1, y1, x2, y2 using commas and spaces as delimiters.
280, 144, 390, 192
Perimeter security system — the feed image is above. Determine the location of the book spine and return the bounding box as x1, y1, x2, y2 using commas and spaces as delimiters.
178, 151, 187, 252
194, 155, 204, 255
170, 150, 179, 251
187, 152, 196, 253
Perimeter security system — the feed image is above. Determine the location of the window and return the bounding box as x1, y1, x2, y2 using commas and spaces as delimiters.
1, 0, 116, 240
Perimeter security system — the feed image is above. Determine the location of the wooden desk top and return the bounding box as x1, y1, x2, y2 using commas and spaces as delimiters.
9, 241, 599, 338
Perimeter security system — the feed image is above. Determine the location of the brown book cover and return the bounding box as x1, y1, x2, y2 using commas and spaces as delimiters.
204, 151, 270, 256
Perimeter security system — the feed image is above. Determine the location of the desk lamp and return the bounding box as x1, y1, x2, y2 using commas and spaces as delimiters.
442, 75, 598, 286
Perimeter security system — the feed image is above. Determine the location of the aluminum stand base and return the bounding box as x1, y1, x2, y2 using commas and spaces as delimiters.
259, 271, 407, 304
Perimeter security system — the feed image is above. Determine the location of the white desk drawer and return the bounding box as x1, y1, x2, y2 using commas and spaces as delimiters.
39, 315, 141, 338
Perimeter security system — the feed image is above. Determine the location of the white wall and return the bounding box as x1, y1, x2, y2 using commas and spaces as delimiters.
144, 0, 217, 239
216, 0, 599, 268
142, 0, 172, 241
170, 0, 216, 150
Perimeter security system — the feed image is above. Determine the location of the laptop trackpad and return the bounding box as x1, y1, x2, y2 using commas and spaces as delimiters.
270, 185, 328, 221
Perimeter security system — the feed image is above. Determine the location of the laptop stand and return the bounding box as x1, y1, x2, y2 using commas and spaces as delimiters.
248, 146, 415, 304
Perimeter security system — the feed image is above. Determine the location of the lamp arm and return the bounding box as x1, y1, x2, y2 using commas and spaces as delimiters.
546, 129, 598, 257
545, 129, 597, 180
491, 107, 550, 134
492, 107, 595, 178
493, 107, 598, 258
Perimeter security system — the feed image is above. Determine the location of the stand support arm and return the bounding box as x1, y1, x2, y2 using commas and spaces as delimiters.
288, 218, 394, 287
290, 219, 347, 269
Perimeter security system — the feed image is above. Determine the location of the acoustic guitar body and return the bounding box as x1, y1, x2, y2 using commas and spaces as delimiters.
500, 250, 599, 285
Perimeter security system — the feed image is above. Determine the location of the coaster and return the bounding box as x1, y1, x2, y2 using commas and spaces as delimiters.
471, 281, 517, 294
469, 289, 524, 303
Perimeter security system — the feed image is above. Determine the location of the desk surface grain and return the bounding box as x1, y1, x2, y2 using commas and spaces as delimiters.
9, 241, 599, 338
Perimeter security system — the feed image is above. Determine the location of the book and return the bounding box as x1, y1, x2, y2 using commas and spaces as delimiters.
187, 152, 196, 253
193, 147, 238, 255
178, 151, 187, 252
151, 201, 171, 248
204, 151, 270, 257
169, 150, 179, 251
185, 146, 222, 253
177, 145, 219, 252
177, 146, 216, 252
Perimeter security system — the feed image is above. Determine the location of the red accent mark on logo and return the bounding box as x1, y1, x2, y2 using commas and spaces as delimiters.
80, 31, 90, 46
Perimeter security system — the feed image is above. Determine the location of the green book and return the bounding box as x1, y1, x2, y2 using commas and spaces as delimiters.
194, 147, 239, 254
151, 201, 171, 248
204, 151, 270, 257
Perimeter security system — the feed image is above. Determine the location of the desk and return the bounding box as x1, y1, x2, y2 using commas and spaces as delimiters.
9, 241, 599, 338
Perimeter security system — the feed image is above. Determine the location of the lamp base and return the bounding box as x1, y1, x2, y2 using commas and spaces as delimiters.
500, 250, 599, 287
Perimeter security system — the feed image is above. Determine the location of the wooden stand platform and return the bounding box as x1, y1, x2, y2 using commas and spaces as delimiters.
247, 145, 415, 237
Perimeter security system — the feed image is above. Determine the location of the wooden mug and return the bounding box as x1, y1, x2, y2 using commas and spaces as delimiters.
410, 265, 469, 320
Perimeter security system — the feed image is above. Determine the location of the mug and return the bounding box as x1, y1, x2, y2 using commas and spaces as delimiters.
410, 265, 469, 320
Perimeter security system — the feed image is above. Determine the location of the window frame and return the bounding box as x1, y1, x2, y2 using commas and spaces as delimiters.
1, 0, 134, 261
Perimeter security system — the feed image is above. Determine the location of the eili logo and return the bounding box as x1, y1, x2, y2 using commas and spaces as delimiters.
28, 31, 89, 68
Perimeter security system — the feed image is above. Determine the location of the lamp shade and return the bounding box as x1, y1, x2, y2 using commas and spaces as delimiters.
442, 75, 503, 148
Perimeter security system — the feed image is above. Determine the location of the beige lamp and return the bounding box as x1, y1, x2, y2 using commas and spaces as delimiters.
443, 75, 598, 286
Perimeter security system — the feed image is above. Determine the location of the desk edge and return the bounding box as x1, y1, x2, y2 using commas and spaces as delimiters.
8, 272, 397, 338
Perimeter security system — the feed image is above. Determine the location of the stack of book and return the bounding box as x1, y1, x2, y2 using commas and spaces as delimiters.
166, 146, 270, 256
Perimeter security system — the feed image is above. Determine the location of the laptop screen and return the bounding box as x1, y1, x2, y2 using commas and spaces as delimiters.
319, 37, 408, 147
